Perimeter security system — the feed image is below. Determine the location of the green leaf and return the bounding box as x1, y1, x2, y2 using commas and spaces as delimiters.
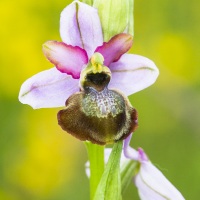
93, 141, 123, 200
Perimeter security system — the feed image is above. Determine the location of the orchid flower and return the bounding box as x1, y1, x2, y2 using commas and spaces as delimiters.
18, 0, 184, 199
18, 1, 158, 145
19, 1, 158, 110
123, 135, 185, 200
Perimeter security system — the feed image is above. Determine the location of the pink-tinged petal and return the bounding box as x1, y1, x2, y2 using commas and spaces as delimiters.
138, 148, 149, 162
60, 1, 103, 58
109, 54, 159, 96
123, 134, 184, 199
135, 160, 185, 200
95, 33, 133, 66
123, 134, 139, 161
43, 41, 88, 79
19, 67, 79, 109
123, 136, 184, 199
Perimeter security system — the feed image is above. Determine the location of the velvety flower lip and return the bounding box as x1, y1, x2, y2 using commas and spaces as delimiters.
19, 1, 159, 109
123, 135, 185, 200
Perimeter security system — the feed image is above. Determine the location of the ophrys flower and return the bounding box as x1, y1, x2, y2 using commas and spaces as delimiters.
19, 1, 159, 144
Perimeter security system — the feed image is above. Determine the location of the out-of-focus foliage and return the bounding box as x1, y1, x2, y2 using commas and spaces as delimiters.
0, 0, 199, 199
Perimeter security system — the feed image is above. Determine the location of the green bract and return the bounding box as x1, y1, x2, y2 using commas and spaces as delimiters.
81, 0, 93, 6
93, 0, 134, 41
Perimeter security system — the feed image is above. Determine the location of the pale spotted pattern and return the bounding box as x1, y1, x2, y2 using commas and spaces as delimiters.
82, 87, 125, 118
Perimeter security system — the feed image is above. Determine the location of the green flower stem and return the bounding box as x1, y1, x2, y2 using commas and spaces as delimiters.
85, 142, 105, 200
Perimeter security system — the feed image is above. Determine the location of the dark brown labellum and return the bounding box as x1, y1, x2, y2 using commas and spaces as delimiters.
57, 87, 138, 145
57, 53, 138, 145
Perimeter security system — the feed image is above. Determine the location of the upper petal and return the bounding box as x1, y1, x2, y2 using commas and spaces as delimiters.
135, 161, 185, 200
109, 54, 159, 96
60, 1, 103, 58
19, 67, 79, 109
95, 33, 133, 66
43, 41, 88, 79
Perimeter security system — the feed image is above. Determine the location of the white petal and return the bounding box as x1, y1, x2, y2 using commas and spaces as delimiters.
135, 161, 185, 200
123, 137, 185, 200
60, 1, 103, 58
19, 67, 79, 109
135, 173, 167, 200
109, 54, 159, 96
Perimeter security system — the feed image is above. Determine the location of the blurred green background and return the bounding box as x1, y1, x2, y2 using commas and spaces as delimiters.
0, 0, 199, 199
